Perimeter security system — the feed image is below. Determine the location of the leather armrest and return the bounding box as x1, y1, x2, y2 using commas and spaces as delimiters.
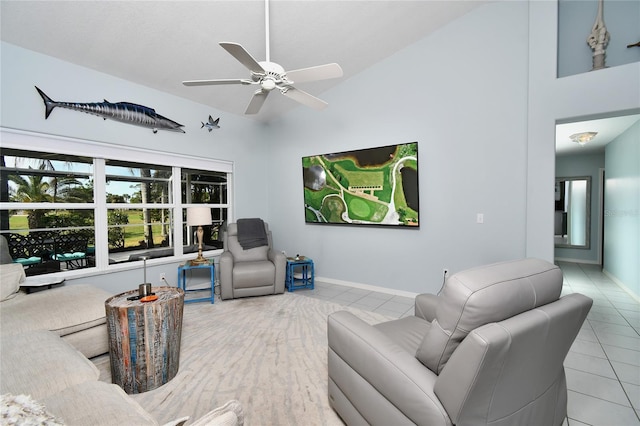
268, 249, 286, 293
415, 293, 438, 322
328, 311, 451, 425
219, 251, 234, 299
268, 249, 286, 266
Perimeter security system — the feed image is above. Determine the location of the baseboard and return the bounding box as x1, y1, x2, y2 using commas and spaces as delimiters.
315, 276, 419, 299
554, 257, 600, 265
602, 269, 640, 304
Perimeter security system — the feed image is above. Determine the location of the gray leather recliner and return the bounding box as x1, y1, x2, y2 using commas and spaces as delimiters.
219, 221, 286, 300
328, 258, 593, 426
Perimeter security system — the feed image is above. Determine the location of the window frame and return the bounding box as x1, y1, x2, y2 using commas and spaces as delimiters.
0, 128, 233, 279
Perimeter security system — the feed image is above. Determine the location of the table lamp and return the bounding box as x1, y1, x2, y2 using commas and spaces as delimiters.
186, 207, 211, 265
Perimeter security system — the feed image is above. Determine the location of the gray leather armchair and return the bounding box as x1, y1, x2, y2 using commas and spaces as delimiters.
328, 258, 593, 426
219, 221, 286, 300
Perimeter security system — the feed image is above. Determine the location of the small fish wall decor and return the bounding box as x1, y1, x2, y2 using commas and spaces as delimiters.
35, 86, 185, 133
202, 115, 220, 132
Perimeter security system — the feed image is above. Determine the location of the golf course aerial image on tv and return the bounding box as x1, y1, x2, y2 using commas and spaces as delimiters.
302, 142, 419, 227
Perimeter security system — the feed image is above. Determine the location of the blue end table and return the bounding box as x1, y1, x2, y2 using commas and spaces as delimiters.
177, 260, 215, 303
286, 257, 314, 292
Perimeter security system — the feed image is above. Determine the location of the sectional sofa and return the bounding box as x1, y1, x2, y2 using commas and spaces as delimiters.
0, 263, 243, 425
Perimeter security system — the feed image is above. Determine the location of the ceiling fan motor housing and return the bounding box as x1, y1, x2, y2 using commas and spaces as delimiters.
256, 61, 289, 91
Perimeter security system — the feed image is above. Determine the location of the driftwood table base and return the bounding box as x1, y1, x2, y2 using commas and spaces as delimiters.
105, 286, 184, 394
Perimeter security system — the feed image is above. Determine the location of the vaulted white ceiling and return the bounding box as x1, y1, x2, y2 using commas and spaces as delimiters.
2, 0, 637, 154
1, 0, 487, 122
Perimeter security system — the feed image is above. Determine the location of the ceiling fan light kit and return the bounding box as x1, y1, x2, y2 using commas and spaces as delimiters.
182, 0, 343, 115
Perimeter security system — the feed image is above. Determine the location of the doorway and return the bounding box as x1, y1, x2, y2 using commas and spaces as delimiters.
554, 113, 640, 265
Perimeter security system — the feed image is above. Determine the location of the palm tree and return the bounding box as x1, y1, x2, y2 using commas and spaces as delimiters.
8, 164, 53, 229
140, 168, 154, 248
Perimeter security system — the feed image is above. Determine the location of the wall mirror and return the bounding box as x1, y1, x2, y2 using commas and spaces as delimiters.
554, 176, 591, 248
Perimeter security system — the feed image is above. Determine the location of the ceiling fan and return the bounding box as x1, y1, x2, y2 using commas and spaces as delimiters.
182, 0, 343, 115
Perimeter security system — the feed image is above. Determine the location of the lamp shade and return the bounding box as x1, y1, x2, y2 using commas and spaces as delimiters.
186, 207, 212, 227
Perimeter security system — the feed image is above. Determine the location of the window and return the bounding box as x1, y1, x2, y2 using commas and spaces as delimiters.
181, 168, 228, 247
0, 129, 232, 277
105, 160, 175, 264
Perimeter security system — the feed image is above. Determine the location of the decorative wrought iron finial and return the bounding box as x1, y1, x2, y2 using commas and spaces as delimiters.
587, 0, 610, 71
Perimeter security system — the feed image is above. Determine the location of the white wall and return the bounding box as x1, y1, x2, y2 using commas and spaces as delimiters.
2, 0, 638, 296
604, 121, 640, 297
527, 0, 640, 265
265, 2, 530, 294
0, 42, 271, 222
0, 41, 271, 293
265, 0, 639, 295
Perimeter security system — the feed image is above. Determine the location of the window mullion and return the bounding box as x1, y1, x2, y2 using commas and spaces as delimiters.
173, 166, 184, 257
93, 158, 109, 269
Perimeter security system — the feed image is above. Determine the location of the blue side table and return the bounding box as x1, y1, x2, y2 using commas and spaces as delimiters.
286, 257, 314, 292
177, 260, 215, 304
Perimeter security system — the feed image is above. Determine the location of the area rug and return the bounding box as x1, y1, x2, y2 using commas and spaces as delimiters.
92, 292, 394, 425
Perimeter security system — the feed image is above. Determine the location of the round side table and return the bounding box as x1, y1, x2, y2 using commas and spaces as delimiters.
105, 286, 184, 394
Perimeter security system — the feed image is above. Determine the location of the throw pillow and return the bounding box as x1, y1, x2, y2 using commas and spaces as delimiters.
0, 264, 25, 302
1, 393, 64, 426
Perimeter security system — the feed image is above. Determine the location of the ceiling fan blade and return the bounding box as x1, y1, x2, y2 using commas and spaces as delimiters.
281, 87, 328, 110
182, 79, 253, 86
286, 63, 343, 84
219, 42, 265, 75
245, 89, 270, 114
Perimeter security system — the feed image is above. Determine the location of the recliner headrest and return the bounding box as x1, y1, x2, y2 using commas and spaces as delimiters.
416, 258, 563, 374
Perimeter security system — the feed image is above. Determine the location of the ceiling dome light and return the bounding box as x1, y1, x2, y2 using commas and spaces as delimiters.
569, 132, 597, 146
261, 78, 277, 91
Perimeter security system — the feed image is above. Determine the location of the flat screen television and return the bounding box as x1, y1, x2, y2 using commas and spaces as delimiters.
302, 142, 419, 227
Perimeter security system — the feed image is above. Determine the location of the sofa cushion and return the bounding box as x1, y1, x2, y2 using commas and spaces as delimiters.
0, 284, 110, 337
0, 235, 13, 264
0, 263, 25, 301
415, 258, 562, 374
0, 330, 99, 400
40, 381, 158, 426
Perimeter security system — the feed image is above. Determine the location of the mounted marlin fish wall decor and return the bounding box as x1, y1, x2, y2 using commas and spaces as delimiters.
35, 86, 185, 133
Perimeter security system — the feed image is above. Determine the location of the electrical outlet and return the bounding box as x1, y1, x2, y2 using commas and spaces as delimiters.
443, 268, 449, 278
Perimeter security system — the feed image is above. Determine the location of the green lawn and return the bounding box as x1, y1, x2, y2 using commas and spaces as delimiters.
9, 211, 167, 248
9, 214, 28, 231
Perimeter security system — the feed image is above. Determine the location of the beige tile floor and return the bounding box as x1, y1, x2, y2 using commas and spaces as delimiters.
297, 261, 640, 426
